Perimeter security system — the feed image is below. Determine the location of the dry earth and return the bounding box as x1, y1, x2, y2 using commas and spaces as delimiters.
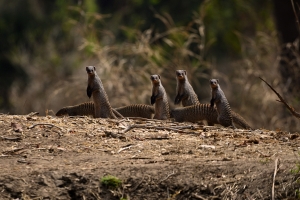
1, 114, 300, 200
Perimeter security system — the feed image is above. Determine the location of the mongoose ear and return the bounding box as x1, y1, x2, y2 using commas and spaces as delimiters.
158, 75, 161, 79
184, 70, 187, 75
93, 66, 96, 71
216, 79, 219, 83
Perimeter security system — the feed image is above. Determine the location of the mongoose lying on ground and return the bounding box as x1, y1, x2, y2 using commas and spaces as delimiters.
56, 102, 95, 117
115, 104, 154, 118
171, 104, 252, 129
210, 79, 235, 128
56, 103, 154, 119
150, 74, 170, 120
174, 70, 200, 106
86, 66, 122, 119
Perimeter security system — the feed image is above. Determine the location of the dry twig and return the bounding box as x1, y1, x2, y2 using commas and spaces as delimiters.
159, 170, 176, 183
104, 131, 126, 140
272, 158, 279, 200
291, 0, 300, 33
259, 77, 300, 118
29, 123, 64, 130
117, 144, 138, 153
0, 136, 22, 141
2, 147, 25, 155
122, 124, 200, 134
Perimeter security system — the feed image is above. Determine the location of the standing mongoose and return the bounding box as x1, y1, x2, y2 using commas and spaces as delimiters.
210, 79, 235, 128
173, 71, 251, 128
150, 74, 170, 120
86, 66, 122, 119
56, 102, 154, 119
171, 104, 252, 129
174, 70, 200, 106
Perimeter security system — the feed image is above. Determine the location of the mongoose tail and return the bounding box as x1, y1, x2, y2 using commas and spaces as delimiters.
150, 74, 170, 120
174, 70, 200, 106
86, 66, 122, 119
210, 79, 235, 128
231, 111, 252, 129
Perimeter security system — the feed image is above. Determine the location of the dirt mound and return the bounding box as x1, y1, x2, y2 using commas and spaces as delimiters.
0, 114, 300, 199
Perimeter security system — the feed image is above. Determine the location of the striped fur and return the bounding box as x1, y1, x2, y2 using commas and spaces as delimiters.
175, 70, 200, 106
171, 104, 219, 124
210, 79, 234, 127
56, 103, 154, 119
86, 66, 120, 119
115, 104, 154, 119
150, 75, 170, 120
171, 104, 252, 129
56, 102, 95, 117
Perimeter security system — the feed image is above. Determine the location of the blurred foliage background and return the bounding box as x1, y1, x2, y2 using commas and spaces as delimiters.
0, 0, 300, 132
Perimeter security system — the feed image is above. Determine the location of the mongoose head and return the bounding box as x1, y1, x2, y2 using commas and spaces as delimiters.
210, 79, 219, 89
176, 70, 187, 81
86, 66, 96, 76
150, 74, 161, 84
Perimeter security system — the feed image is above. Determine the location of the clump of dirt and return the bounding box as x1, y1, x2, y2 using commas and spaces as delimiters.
0, 114, 300, 199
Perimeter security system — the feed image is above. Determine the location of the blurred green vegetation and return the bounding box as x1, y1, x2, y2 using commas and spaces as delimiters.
0, 0, 299, 131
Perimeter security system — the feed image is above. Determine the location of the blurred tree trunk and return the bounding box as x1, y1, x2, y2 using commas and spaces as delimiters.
273, 0, 300, 95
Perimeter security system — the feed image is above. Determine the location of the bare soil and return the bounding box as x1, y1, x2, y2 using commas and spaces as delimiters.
0, 114, 300, 200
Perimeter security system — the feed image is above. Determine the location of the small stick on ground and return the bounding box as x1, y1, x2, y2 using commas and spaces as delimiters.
29, 123, 64, 137
130, 176, 145, 192
0, 136, 22, 141
122, 124, 201, 134
159, 170, 176, 183
29, 123, 64, 130
259, 77, 300, 118
117, 144, 138, 153
272, 158, 279, 200
104, 131, 126, 140
2, 147, 25, 155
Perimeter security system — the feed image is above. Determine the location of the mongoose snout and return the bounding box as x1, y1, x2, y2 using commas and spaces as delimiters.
176, 70, 186, 80
150, 75, 160, 83
86, 66, 95, 75
210, 79, 219, 89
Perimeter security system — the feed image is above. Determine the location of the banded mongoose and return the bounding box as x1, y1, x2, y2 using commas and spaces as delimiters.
86, 66, 123, 119
210, 79, 235, 128
174, 70, 200, 106
56, 102, 95, 117
56, 103, 155, 119
150, 74, 170, 120
171, 104, 252, 129
173, 71, 250, 128
115, 104, 155, 119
